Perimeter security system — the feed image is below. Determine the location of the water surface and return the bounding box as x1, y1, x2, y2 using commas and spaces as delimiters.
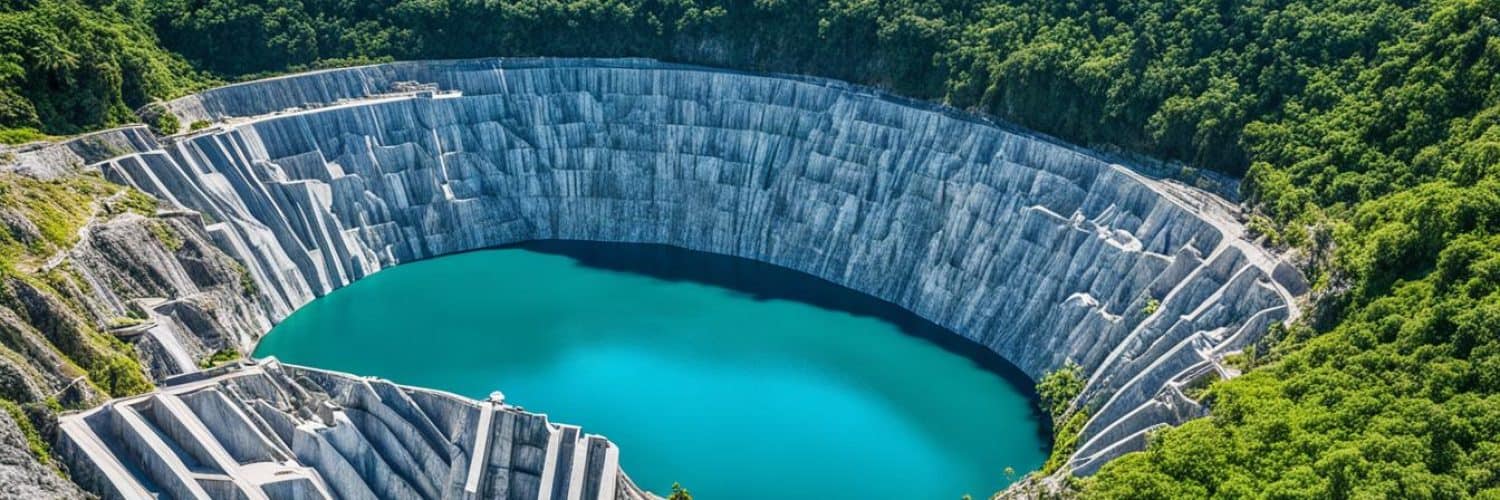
254, 241, 1047, 498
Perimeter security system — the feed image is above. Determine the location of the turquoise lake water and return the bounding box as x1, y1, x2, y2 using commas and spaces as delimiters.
253, 241, 1047, 499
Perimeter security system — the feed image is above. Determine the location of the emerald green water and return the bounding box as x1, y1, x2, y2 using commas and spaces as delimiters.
253, 241, 1047, 498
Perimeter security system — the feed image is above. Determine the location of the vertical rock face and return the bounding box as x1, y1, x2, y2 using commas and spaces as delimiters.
56, 360, 646, 499
0, 408, 84, 499
41, 58, 1300, 488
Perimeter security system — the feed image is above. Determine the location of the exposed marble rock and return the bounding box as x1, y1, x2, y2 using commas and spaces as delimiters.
57, 359, 646, 500
66, 213, 270, 378
0, 407, 84, 499
2, 126, 163, 181
38, 58, 1301, 483
0, 123, 273, 387
0, 287, 100, 407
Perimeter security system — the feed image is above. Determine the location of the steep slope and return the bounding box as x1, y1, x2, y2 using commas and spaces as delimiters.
69, 58, 1300, 476
0, 132, 273, 498
0, 404, 82, 499
56, 359, 646, 500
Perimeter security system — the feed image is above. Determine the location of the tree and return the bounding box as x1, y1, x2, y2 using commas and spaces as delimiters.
1037, 360, 1085, 419
668, 482, 692, 500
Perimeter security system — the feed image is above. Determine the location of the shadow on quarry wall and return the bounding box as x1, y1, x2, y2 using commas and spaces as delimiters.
510, 238, 1054, 445
32, 59, 1301, 482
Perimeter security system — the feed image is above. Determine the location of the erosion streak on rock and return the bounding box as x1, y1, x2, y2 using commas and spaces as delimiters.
19, 58, 1302, 492
56, 360, 645, 499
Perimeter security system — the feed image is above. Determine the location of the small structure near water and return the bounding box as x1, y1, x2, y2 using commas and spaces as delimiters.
57, 358, 648, 499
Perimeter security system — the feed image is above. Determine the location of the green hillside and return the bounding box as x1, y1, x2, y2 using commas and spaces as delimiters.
1, 0, 1496, 497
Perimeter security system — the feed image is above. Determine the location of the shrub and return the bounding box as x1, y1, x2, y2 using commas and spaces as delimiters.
1037, 360, 1084, 419
146, 108, 179, 135
668, 483, 692, 500
0, 399, 48, 464
89, 355, 152, 398
199, 347, 240, 368
1141, 298, 1161, 316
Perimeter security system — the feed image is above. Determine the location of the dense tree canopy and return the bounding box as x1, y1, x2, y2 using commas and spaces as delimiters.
0, 0, 201, 134
0, 0, 1497, 497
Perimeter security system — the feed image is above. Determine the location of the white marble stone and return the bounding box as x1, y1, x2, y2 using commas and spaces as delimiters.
49, 58, 1301, 483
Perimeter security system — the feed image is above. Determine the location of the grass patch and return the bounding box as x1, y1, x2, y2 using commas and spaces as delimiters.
1040, 409, 1090, 475
235, 263, 258, 298
0, 399, 49, 465
0, 127, 51, 145
147, 221, 183, 252
83, 328, 153, 398
199, 347, 240, 368
0, 173, 118, 266
105, 316, 147, 329
103, 189, 160, 218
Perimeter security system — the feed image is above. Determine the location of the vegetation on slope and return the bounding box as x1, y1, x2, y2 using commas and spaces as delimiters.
0, 398, 49, 464
0, 0, 205, 140
0, 172, 158, 493
1036, 361, 1089, 476
0, 173, 155, 405
198, 346, 239, 369
0, 0, 1496, 497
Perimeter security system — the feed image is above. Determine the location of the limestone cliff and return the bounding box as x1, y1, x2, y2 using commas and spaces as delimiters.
0, 129, 279, 497
9, 58, 1303, 495
0, 406, 83, 499
56, 359, 646, 499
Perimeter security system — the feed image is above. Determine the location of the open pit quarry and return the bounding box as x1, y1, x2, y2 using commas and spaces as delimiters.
3, 58, 1304, 498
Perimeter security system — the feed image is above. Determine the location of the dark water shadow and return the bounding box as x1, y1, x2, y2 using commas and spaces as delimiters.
507, 239, 1054, 447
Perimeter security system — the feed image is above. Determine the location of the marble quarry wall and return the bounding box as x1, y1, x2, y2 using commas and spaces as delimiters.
57, 359, 647, 499
48, 58, 1302, 484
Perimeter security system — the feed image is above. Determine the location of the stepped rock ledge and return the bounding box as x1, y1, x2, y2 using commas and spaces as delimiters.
9, 58, 1305, 498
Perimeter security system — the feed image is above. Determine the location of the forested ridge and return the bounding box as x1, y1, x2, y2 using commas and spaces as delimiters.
1, 0, 1498, 497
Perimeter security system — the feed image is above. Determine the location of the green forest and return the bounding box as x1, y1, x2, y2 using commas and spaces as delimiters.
1, 0, 1498, 497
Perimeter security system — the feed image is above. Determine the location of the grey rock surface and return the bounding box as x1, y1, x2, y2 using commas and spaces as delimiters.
68, 212, 270, 378
56, 359, 646, 499
35, 58, 1300, 487
0, 406, 84, 499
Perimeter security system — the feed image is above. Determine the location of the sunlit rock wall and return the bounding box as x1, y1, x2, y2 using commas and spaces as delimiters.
57, 359, 646, 499
92, 58, 1300, 475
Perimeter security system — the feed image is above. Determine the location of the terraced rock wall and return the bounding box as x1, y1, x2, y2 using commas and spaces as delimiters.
57, 360, 645, 499
78, 58, 1299, 476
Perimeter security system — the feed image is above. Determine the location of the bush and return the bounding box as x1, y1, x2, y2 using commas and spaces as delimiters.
667, 483, 692, 500
198, 347, 240, 368
0, 399, 49, 464
1037, 360, 1084, 419
235, 263, 258, 298
1041, 410, 1089, 475
89, 355, 152, 398
148, 110, 179, 135
0, 127, 50, 145
1141, 298, 1160, 316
